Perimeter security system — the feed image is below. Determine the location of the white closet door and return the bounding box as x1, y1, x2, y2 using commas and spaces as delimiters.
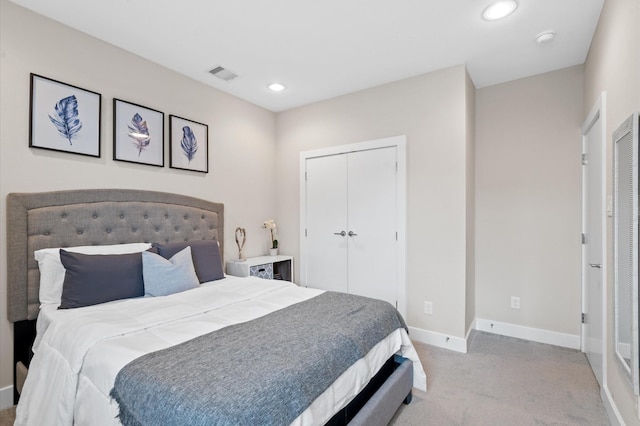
347, 147, 397, 306
305, 154, 348, 292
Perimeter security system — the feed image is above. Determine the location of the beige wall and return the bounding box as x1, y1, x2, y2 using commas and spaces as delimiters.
583, 0, 640, 423
475, 66, 584, 335
0, 0, 277, 390
465, 70, 476, 334
2, 1, 637, 421
276, 65, 473, 339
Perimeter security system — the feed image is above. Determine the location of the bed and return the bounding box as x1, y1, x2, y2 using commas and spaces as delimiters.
6, 189, 426, 425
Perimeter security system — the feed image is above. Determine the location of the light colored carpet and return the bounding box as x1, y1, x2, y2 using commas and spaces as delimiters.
390, 331, 609, 425
0, 331, 609, 425
0, 405, 14, 426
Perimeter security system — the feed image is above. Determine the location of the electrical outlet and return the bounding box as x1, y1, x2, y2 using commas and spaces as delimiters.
511, 296, 520, 310
424, 301, 433, 315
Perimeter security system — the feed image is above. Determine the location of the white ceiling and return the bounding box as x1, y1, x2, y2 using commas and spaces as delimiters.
9, 0, 604, 112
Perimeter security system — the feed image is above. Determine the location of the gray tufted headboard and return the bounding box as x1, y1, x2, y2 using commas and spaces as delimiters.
6, 189, 224, 322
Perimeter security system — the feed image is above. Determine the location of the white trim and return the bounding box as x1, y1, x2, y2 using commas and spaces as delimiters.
299, 135, 407, 318
601, 385, 625, 426
475, 318, 581, 349
408, 326, 468, 353
613, 112, 640, 395
299, 136, 405, 159
616, 342, 631, 360
0, 385, 13, 410
580, 92, 608, 389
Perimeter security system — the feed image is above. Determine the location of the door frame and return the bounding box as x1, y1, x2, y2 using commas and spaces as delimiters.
581, 92, 607, 385
299, 135, 407, 318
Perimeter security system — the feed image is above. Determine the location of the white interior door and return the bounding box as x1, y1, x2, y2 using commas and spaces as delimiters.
300, 135, 407, 317
305, 154, 348, 292
582, 97, 605, 387
347, 147, 397, 306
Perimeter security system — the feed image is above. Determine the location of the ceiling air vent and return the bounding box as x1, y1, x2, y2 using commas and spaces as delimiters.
208, 66, 238, 82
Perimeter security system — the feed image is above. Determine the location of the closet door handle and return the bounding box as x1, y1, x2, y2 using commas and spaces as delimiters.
334, 231, 346, 236
348, 231, 357, 237
589, 263, 602, 269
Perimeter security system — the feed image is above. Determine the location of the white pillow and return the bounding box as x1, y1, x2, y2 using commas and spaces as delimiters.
34, 242, 152, 306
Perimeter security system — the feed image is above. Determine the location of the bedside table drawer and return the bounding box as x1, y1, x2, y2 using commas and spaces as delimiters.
225, 255, 293, 282
250, 263, 273, 280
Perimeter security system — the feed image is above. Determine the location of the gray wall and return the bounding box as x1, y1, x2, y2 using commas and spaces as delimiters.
465, 70, 476, 333
2, 1, 637, 423
583, 0, 640, 423
276, 65, 475, 340
277, 61, 583, 347
475, 65, 584, 335
0, 0, 278, 391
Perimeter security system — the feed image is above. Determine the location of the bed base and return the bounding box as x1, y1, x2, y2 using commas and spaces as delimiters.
14, 321, 414, 425
327, 355, 413, 426
13, 319, 36, 404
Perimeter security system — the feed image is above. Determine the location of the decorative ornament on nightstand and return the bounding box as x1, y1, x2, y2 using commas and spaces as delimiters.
263, 219, 278, 256
234, 227, 246, 261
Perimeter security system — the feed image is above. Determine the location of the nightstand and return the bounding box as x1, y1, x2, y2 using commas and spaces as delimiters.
226, 255, 294, 282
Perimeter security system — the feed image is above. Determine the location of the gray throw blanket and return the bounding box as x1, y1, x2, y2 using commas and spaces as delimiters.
110, 291, 407, 426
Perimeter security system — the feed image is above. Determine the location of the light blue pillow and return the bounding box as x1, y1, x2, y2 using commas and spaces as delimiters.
142, 246, 199, 297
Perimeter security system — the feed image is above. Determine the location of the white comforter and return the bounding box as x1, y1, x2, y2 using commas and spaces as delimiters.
16, 276, 426, 426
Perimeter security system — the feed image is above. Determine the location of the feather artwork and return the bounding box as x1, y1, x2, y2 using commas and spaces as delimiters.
48, 95, 82, 145
127, 113, 151, 156
180, 126, 198, 163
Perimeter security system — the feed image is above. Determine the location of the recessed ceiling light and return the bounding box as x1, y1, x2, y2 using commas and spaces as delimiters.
482, 0, 518, 21
535, 31, 556, 45
268, 83, 286, 92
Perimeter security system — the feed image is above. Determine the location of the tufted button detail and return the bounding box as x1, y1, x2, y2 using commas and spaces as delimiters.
61, 213, 67, 218
120, 214, 125, 219
201, 215, 205, 219
106, 229, 112, 234
155, 227, 160, 232
77, 230, 83, 235
144, 214, 148, 219
131, 228, 137, 233
165, 214, 169, 219
175, 226, 179, 231
184, 215, 188, 219
93, 214, 98, 219
44, 231, 51, 236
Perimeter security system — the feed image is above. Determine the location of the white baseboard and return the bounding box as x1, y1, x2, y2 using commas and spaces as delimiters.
600, 385, 624, 426
0, 385, 13, 410
410, 319, 580, 353
475, 318, 581, 349
408, 326, 468, 353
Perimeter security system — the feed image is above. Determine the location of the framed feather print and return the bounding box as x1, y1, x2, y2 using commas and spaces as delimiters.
29, 74, 101, 157
113, 99, 164, 167
169, 115, 208, 173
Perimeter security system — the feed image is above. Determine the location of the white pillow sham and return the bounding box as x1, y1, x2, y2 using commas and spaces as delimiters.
34, 242, 152, 306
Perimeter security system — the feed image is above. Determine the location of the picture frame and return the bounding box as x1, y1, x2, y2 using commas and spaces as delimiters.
169, 115, 208, 173
29, 73, 101, 157
113, 99, 164, 167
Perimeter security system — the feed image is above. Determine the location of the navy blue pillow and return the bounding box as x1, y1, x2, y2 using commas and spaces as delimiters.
59, 250, 144, 309
153, 240, 224, 283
